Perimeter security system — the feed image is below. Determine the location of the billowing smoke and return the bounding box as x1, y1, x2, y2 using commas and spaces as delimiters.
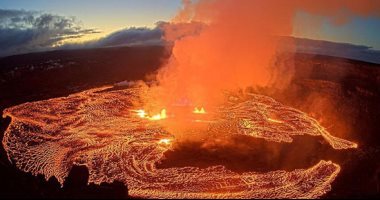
0, 9, 99, 57
149, 0, 380, 110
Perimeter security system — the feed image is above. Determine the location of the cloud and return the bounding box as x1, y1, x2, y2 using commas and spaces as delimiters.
62, 26, 164, 50
0, 10, 205, 57
0, 9, 99, 57
94, 27, 163, 47
62, 21, 205, 50
0, 9, 205, 56
1, 9, 378, 65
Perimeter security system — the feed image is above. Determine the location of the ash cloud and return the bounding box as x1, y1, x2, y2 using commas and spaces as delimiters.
0, 9, 99, 57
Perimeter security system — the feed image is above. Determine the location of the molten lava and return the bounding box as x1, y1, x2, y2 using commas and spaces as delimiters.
2, 85, 357, 198
158, 138, 172, 145
133, 108, 167, 120
267, 118, 283, 123
193, 107, 206, 114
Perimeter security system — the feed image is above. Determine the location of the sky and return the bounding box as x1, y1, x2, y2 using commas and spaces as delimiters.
293, 11, 380, 50
0, 0, 379, 54
0, 0, 182, 41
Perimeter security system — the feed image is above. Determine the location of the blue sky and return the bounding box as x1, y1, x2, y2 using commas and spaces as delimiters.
1, 0, 379, 50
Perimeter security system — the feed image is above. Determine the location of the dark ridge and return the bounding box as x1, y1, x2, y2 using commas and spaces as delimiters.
296, 52, 380, 67
0, 45, 171, 109
0, 115, 11, 168
61, 165, 128, 199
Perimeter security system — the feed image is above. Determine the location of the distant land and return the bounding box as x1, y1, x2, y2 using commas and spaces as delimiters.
1, 35, 379, 64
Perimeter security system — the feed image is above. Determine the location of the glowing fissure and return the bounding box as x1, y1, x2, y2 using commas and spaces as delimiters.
2, 85, 356, 198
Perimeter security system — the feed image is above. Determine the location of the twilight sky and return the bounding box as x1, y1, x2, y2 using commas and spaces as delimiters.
0, 0, 379, 53
0, 0, 182, 38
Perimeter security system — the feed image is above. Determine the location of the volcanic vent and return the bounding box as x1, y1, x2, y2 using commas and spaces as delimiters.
2, 84, 356, 198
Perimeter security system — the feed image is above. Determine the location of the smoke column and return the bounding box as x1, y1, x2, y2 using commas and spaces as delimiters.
149, 0, 380, 111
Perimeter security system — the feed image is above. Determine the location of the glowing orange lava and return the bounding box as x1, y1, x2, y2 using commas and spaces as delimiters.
133, 108, 167, 120
2, 85, 357, 198
158, 138, 172, 145
267, 118, 283, 123
193, 107, 206, 114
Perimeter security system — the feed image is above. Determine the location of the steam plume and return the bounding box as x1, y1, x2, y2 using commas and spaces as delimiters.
151, 0, 380, 109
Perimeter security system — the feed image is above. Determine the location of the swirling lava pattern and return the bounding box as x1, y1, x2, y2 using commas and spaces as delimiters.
2, 86, 356, 198
214, 93, 357, 150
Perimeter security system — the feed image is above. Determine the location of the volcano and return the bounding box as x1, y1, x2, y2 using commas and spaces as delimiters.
1, 45, 380, 198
